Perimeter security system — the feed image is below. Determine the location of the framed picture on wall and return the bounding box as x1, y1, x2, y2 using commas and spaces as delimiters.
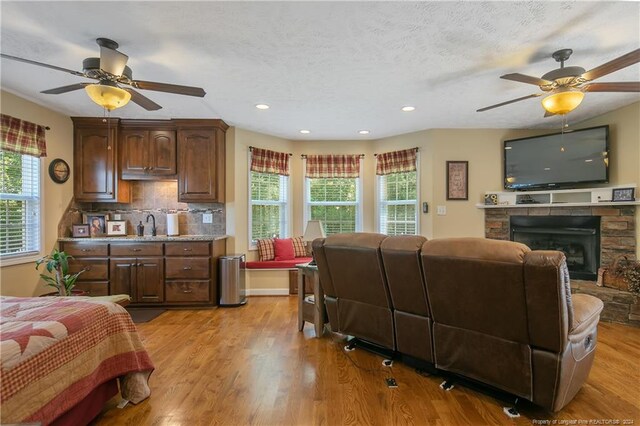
446, 161, 468, 200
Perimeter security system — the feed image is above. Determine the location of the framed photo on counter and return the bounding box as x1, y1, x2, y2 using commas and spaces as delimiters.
106, 220, 127, 236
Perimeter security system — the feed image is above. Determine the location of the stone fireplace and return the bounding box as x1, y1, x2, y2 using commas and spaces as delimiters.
510, 216, 600, 280
484, 205, 638, 325
484, 205, 636, 269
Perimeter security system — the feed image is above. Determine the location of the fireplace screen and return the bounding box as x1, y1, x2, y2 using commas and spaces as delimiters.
510, 216, 600, 281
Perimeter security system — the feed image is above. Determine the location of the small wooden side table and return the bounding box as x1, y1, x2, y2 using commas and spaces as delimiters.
297, 263, 326, 337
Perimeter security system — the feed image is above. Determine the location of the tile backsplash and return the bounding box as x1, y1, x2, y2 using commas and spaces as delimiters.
58, 181, 225, 237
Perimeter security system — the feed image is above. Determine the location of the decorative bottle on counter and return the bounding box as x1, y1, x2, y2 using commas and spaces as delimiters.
137, 221, 145, 236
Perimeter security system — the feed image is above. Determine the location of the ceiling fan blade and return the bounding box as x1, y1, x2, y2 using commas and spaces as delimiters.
501, 73, 553, 86
123, 88, 162, 111
1, 53, 85, 77
41, 83, 90, 94
582, 49, 640, 81
130, 80, 206, 97
477, 94, 542, 112
582, 82, 640, 92
100, 46, 129, 76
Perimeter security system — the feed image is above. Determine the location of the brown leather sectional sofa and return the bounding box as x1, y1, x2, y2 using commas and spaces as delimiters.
312, 233, 604, 412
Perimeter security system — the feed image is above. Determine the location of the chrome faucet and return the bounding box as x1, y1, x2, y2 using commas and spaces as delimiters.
146, 213, 157, 236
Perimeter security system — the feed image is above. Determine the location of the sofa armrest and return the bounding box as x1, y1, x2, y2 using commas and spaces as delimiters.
569, 294, 603, 340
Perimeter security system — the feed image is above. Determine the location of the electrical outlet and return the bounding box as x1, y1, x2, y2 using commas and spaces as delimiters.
437, 206, 446, 215
202, 213, 213, 224
113, 214, 122, 220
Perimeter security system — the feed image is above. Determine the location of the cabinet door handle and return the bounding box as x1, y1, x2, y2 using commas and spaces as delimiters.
182, 289, 193, 294
183, 248, 192, 251
132, 248, 142, 252
137, 263, 143, 267
85, 265, 92, 271
81, 248, 92, 252
149, 166, 154, 171
183, 266, 192, 270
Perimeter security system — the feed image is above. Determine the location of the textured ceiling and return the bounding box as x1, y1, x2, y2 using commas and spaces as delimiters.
1, 1, 639, 140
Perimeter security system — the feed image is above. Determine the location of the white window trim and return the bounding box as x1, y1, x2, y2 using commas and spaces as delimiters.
0, 155, 44, 266
247, 153, 290, 250
375, 152, 420, 235
303, 158, 363, 233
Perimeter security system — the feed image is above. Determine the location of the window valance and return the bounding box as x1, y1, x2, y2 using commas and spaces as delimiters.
304, 154, 362, 178
376, 147, 417, 176
0, 114, 47, 158
250, 147, 290, 176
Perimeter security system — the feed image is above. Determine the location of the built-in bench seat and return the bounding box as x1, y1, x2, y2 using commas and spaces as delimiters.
246, 257, 313, 295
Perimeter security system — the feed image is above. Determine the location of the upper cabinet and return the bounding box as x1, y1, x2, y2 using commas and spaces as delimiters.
176, 120, 227, 203
120, 121, 177, 180
72, 117, 130, 203
72, 118, 226, 203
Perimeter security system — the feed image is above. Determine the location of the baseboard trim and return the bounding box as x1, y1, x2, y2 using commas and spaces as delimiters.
245, 288, 290, 296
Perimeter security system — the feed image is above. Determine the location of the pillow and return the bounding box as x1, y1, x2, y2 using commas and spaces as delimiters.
274, 238, 295, 261
292, 236, 307, 258
257, 238, 275, 261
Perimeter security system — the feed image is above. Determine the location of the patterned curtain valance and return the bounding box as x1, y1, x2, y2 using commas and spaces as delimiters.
305, 154, 362, 178
376, 147, 417, 176
0, 114, 47, 158
250, 147, 290, 176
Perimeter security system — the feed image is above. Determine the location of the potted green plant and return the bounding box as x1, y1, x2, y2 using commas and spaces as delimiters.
36, 249, 85, 296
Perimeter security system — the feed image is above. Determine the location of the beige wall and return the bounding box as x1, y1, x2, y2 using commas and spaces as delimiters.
0, 91, 74, 296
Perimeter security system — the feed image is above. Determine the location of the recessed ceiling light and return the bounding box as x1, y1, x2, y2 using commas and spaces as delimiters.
401, 106, 415, 112
255, 104, 270, 110
358, 130, 370, 135
300, 130, 311, 134
585, 159, 593, 163
544, 167, 551, 171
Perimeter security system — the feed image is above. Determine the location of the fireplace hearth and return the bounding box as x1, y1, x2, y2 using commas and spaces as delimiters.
510, 216, 600, 280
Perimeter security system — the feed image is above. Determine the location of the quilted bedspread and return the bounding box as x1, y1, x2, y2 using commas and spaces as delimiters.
0, 296, 154, 424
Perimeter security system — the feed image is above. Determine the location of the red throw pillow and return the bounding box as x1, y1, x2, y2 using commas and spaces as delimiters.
274, 238, 295, 261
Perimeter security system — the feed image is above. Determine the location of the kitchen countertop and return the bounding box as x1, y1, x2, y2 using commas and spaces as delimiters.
58, 235, 228, 242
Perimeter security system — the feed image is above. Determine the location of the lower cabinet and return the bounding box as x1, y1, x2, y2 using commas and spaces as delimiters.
110, 257, 164, 303
60, 239, 226, 307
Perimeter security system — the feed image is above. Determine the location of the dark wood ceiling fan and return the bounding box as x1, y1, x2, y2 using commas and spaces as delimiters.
477, 48, 640, 116
0, 38, 206, 111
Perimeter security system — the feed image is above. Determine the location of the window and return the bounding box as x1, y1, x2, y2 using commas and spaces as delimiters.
0, 150, 41, 259
249, 171, 288, 244
305, 177, 361, 235
377, 170, 418, 235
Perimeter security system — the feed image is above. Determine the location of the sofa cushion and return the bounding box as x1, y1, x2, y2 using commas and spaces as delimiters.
292, 236, 307, 257
257, 238, 275, 261
274, 238, 295, 261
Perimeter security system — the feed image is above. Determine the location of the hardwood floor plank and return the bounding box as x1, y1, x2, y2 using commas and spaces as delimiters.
96, 296, 640, 425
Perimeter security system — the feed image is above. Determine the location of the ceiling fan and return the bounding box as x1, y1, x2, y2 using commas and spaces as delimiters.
477, 48, 640, 116
0, 38, 206, 111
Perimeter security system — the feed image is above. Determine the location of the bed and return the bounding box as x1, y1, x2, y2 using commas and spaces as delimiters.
0, 296, 154, 425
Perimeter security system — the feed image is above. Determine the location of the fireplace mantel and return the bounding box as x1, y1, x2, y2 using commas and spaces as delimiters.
477, 184, 638, 209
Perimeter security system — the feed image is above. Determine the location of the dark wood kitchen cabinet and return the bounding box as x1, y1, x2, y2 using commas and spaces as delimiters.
176, 120, 227, 203
110, 243, 164, 303
72, 117, 130, 203
120, 124, 177, 180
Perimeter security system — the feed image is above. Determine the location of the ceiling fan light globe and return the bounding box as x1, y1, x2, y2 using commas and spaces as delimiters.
541, 89, 584, 115
85, 84, 131, 110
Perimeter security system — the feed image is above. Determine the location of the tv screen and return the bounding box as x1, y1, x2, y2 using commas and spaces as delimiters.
504, 125, 609, 190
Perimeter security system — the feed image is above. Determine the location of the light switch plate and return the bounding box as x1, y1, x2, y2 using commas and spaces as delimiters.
202, 213, 213, 224
437, 206, 446, 215
113, 214, 122, 220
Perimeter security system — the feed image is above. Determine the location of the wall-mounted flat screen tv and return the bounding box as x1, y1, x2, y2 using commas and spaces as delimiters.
503, 125, 609, 190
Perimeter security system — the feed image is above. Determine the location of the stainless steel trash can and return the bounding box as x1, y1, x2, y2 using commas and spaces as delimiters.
219, 254, 247, 306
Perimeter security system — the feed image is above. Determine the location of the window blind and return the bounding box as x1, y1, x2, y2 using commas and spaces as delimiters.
250, 171, 288, 242
306, 177, 360, 235
0, 150, 41, 257
377, 171, 418, 235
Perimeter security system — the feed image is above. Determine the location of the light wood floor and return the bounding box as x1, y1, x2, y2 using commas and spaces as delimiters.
96, 297, 640, 426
